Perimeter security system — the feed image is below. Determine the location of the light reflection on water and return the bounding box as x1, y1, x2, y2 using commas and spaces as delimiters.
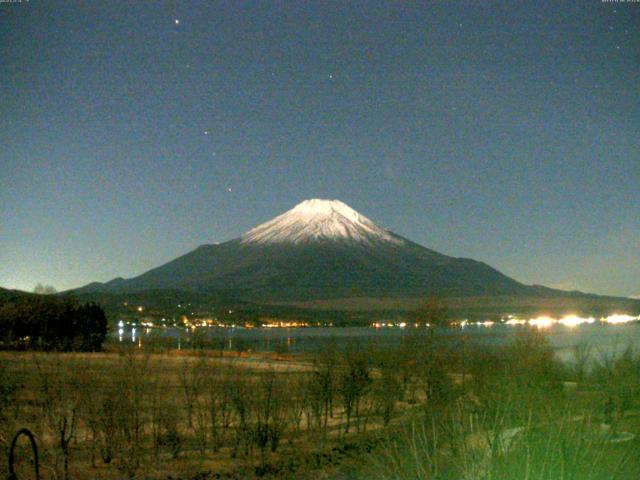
112, 317, 640, 363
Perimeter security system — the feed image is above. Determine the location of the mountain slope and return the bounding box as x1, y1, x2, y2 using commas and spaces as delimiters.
72, 199, 623, 303
0, 287, 37, 303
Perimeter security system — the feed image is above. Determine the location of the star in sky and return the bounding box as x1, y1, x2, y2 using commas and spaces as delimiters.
2, 1, 639, 296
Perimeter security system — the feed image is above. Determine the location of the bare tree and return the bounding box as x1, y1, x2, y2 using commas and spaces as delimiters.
226, 364, 252, 458
111, 350, 149, 479
76, 365, 103, 468
33, 283, 57, 295
204, 362, 235, 453
252, 369, 290, 464
36, 356, 78, 480
573, 341, 592, 383
179, 356, 203, 429
340, 350, 371, 434
373, 356, 401, 426
0, 362, 19, 468
288, 372, 309, 433
179, 354, 209, 454
149, 361, 182, 461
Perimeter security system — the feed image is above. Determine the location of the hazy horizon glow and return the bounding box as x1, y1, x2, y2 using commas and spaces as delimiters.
1, 1, 638, 296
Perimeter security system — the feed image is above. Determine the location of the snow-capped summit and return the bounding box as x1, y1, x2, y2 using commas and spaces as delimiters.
74, 198, 629, 309
240, 199, 404, 245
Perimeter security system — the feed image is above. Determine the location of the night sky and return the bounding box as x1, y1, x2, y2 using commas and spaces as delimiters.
1, 1, 638, 297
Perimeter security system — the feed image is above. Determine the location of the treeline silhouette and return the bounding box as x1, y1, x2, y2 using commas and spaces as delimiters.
0, 294, 107, 351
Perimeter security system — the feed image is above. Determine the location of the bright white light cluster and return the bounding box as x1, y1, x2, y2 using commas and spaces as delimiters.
372, 321, 409, 328
558, 315, 596, 327
528, 316, 555, 328
602, 314, 638, 324
505, 314, 638, 328
506, 318, 527, 325
474, 320, 495, 327
368, 313, 639, 331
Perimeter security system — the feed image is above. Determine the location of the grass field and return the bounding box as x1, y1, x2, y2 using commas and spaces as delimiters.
1, 329, 639, 479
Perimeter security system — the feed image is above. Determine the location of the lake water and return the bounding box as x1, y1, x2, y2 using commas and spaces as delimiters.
116, 321, 640, 364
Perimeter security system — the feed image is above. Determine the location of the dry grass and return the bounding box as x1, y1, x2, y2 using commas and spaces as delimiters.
0, 347, 418, 479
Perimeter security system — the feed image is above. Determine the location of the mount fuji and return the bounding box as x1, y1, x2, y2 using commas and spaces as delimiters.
73, 199, 637, 312
70, 199, 640, 321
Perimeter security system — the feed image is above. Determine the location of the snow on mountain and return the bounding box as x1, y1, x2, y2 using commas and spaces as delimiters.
240, 199, 404, 245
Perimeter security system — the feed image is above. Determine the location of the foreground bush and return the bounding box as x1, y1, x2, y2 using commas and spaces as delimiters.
355, 330, 640, 480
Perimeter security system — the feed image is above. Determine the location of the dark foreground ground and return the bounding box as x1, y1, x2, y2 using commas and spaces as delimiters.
2, 329, 640, 479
